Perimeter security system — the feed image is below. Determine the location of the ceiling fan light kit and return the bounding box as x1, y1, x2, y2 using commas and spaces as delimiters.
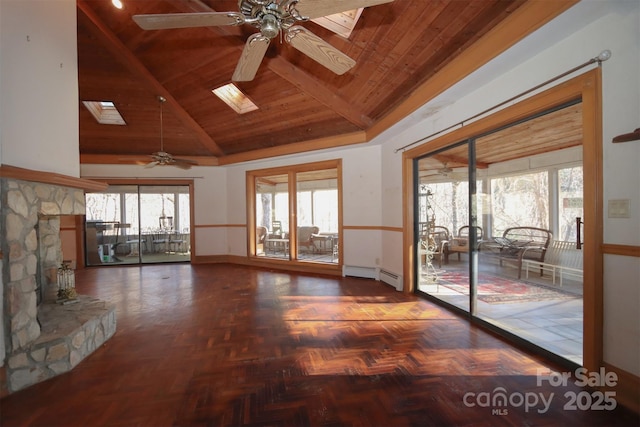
133, 0, 394, 82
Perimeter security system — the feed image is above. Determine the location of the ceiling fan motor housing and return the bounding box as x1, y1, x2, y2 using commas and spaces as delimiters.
261, 13, 280, 38
239, 0, 300, 39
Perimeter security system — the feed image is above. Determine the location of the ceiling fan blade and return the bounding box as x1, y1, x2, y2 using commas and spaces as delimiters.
294, 0, 394, 20
232, 33, 271, 82
173, 160, 195, 170
144, 161, 159, 168
173, 157, 198, 167
285, 26, 355, 75
132, 12, 244, 30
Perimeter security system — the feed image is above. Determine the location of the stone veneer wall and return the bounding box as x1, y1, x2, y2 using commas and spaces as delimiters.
1, 178, 116, 393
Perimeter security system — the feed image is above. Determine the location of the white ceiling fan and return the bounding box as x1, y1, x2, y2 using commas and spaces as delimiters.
133, 0, 394, 82
145, 96, 198, 170
420, 161, 468, 181
437, 162, 454, 176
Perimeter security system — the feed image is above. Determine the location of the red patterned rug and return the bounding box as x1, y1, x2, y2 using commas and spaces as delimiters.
436, 270, 580, 304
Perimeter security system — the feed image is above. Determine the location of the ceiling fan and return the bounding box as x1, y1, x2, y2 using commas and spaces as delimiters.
145, 96, 198, 170
420, 161, 467, 181
437, 162, 454, 176
132, 0, 394, 82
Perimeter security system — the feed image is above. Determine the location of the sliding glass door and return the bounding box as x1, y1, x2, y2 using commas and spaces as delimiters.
416, 141, 472, 313
415, 102, 584, 365
85, 184, 191, 265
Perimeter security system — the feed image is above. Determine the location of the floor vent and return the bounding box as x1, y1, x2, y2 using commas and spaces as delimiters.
378, 269, 403, 291
342, 265, 378, 279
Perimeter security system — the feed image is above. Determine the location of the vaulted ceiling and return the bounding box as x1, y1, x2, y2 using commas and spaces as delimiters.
77, 0, 577, 167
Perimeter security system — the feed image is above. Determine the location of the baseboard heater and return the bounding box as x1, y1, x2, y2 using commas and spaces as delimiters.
342, 265, 378, 279
378, 269, 403, 291
342, 266, 403, 291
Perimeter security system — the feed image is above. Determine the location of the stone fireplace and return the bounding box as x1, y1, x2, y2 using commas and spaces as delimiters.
1, 176, 116, 394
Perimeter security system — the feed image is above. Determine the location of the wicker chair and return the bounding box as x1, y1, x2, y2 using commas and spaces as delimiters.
446, 225, 484, 262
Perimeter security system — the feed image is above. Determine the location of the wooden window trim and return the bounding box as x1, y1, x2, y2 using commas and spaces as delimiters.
246, 159, 343, 275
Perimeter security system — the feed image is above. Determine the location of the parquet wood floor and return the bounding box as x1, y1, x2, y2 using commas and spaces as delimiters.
1, 264, 637, 426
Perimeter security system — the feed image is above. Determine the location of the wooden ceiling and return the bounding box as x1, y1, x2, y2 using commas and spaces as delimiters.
418, 102, 584, 174
76, 0, 575, 167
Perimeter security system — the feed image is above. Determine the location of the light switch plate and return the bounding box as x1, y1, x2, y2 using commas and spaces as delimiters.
608, 199, 630, 218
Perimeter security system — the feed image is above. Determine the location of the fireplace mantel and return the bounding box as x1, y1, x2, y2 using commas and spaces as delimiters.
0, 164, 108, 192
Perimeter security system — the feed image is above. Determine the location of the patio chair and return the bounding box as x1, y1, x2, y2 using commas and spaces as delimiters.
271, 221, 283, 237
256, 226, 267, 254
298, 226, 320, 253
446, 225, 484, 262
419, 225, 450, 268
152, 232, 170, 253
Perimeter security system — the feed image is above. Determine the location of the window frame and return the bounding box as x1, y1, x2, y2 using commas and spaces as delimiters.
246, 159, 343, 273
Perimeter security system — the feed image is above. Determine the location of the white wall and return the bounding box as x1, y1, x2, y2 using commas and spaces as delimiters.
0, 0, 78, 371
0, 0, 79, 177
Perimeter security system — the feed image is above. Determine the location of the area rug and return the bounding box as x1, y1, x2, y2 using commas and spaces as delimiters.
436, 270, 580, 304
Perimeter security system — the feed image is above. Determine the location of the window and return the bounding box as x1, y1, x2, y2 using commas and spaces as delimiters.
558, 166, 583, 241
489, 171, 549, 236
248, 160, 341, 266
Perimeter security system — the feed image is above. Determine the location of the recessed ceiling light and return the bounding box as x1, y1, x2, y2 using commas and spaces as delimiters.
212, 83, 258, 114
112, 0, 123, 9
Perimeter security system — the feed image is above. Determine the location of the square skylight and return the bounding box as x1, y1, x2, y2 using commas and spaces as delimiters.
212, 83, 258, 114
312, 8, 363, 39
82, 100, 126, 125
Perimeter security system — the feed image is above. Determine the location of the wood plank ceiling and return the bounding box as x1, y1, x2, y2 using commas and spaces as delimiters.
76, 0, 575, 167
418, 102, 584, 174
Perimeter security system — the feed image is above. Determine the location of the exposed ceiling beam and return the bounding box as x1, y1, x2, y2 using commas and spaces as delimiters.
77, 0, 224, 159
166, 0, 372, 129
432, 153, 490, 169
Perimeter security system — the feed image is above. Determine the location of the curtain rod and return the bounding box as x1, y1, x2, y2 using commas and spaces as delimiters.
394, 49, 612, 153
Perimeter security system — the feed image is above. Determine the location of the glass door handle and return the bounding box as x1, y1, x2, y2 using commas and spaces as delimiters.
576, 217, 584, 250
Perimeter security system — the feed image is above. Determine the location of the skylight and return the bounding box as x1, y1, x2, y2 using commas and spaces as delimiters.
82, 100, 126, 125
312, 8, 363, 39
212, 83, 258, 114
